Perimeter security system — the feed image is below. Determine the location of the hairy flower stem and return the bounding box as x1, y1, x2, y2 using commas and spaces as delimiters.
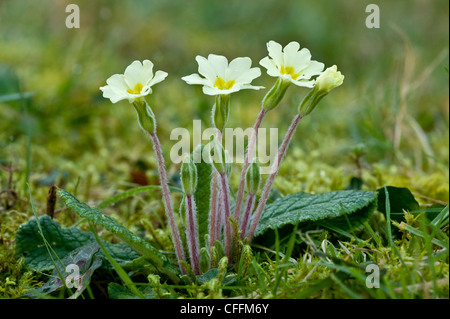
215, 185, 224, 242
247, 114, 304, 243
233, 109, 267, 223
219, 172, 233, 259
149, 132, 187, 275
240, 194, 256, 240
209, 172, 218, 249
186, 194, 201, 275
209, 130, 222, 264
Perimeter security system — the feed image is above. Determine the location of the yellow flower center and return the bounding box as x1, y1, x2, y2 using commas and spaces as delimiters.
214, 77, 236, 90
280, 65, 300, 80
127, 83, 144, 95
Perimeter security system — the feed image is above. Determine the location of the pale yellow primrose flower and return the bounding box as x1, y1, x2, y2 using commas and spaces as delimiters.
259, 41, 324, 88
100, 60, 168, 103
182, 54, 264, 96
315, 65, 344, 93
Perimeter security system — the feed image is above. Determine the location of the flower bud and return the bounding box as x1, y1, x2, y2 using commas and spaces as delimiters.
208, 137, 228, 175
315, 65, 344, 94
261, 77, 291, 111
181, 155, 197, 196
245, 160, 261, 195
133, 100, 156, 134
212, 94, 230, 131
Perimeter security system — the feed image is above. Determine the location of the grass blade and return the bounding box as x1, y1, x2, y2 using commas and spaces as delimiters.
384, 186, 394, 247
90, 223, 145, 299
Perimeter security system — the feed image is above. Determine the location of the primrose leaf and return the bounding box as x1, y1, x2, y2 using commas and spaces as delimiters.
253, 190, 378, 239
15, 215, 140, 272
108, 283, 157, 299
24, 242, 103, 299
376, 186, 420, 222
193, 144, 212, 248
57, 189, 180, 282
15, 215, 94, 272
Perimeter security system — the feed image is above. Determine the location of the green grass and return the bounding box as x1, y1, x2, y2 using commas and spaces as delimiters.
0, 0, 448, 299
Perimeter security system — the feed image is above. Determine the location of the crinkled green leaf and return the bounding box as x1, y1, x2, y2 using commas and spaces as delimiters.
24, 242, 103, 299
193, 144, 212, 248
122, 256, 165, 277
108, 283, 157, 299
57, 189, 180, 282
15, 215, 94, 272
254, 190, 378, 238
15, 215, 140, 272
376, 186, 420, 222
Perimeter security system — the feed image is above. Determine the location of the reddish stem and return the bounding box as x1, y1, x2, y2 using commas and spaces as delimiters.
233, 109, 267, 223
247, 114, 303, 243
215, 185, 224, 242
240, 194, 256, 240
209, 131, 222, 260
150, 132, 187, 275
186, 195, 201, 275
219, 173, 232, 259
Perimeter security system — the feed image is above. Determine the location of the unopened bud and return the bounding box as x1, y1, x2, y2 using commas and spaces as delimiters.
315, 65, 344, 94
212, 94, 230, 131
245, 160, 261, 195
181, 155, 197, 196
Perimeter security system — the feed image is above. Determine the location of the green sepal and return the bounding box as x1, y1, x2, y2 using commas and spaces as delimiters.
262, 78, 290, 111
245, 160, 261, 195
181, 155, 198, 196
212, 94, 230, 131
298, 87, 328, 117
133, 100, 156, 134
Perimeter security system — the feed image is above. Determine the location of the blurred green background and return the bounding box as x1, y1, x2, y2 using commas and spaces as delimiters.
0, 0, 449, 203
